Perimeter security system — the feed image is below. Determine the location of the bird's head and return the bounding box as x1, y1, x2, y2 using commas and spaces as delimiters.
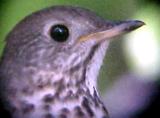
0, 6, 144, 118
1, 6, 144, 89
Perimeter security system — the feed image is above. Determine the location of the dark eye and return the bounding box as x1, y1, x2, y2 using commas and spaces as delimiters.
50, 24, 69, 42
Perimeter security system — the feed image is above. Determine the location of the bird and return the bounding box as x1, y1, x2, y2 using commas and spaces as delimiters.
0, 6, 144, 118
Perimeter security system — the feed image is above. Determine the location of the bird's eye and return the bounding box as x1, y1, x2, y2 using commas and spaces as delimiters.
50, 24, 69, 42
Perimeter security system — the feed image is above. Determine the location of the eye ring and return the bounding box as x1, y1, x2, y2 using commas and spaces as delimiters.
50, 24, 69, 42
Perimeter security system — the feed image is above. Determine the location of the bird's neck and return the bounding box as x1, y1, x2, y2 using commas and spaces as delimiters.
50, 75, 108, 118
48, 77, 108, 118
10, 59, 108, 118
13, 70, 108, 118
8, 41, 110, 118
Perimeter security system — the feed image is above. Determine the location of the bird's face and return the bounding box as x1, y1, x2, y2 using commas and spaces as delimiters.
4, 6, 111, 72
3, 6, 144, 76
0, 6, 144, 118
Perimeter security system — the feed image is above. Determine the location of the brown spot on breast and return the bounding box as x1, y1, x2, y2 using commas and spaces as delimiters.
58, 113, 67, 118
21, 102, 35, 114
43, 104, 51, 111
22, 86, 34, 95
44, 113, 55, 118
102, 105, 108, 114
82, 97, 94, 117
60, 107, 70, 114
37, 84, 45, 89
63, 90, 73, 100
77, 88, 85, 95
53, 79, 65, 98
74, 106, 85, 117
52, 79, 63, 88
43, 94, 54, 103
102, 116, 109, 118
36, 74, 52, 89
76, 67, 86, 86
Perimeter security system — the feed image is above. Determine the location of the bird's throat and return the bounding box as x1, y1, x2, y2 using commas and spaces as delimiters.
4, 40, 109, 118
9, 73, 108, 118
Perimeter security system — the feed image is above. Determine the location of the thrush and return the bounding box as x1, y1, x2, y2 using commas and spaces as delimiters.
0, 6, 144, 118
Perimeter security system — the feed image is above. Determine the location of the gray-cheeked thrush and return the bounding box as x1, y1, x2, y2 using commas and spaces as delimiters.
0, 6, 144, 118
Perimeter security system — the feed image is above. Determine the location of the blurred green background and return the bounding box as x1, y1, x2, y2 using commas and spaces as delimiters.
0, 0, 159, 92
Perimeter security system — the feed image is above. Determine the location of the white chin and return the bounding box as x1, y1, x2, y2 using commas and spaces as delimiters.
85, 40, 110, 95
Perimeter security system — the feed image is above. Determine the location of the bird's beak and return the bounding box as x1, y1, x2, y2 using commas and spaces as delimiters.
78, 20, 145, 43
